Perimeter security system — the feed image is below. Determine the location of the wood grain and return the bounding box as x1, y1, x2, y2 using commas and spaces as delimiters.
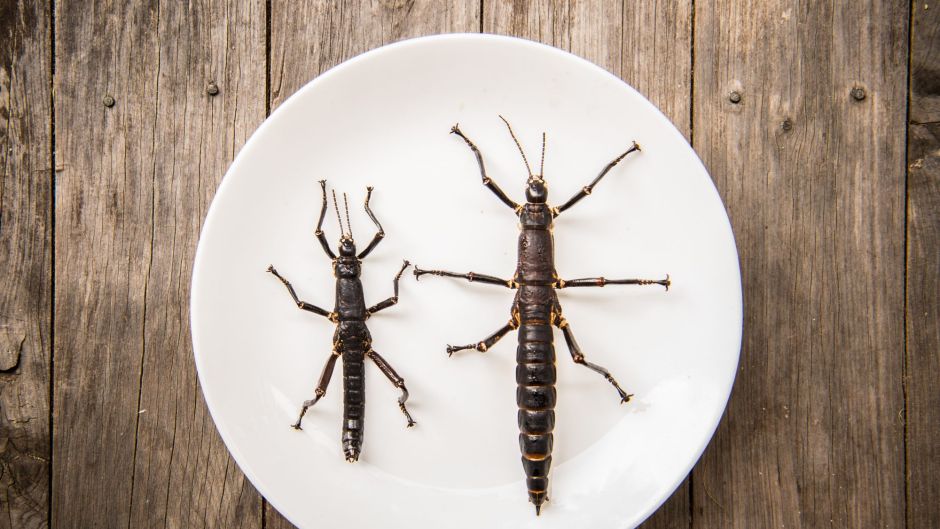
53, 1, 265, 528
906, 1, 940, 527
270, 0, 481, 111
692, 1, 909, 527
484, 2, 693, 527
0, 1, 52, 528
265, 2, 480, 526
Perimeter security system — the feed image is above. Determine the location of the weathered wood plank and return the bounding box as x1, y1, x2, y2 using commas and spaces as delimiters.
265, 3, 480, 526
484, 0, 623, 76
270, 0, 481, 111
484, 2, 693, 527
0, 1, 52, 528
53, 1, 265, 527
906, 1, 940, 527
692, 2, 908, 527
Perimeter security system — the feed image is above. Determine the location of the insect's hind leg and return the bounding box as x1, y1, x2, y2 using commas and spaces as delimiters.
366, 350, 416, 427
292, 351, 341, 429
446, 319, 518, 356
552, 313, 633, 403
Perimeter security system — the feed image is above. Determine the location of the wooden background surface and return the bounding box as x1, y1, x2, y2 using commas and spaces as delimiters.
0, 0, 936, 527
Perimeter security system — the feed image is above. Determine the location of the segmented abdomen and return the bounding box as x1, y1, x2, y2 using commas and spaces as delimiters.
516, 314, 556, 511
342, 350, 365, 462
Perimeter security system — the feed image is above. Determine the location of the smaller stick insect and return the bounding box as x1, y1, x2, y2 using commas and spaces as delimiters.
267, 180, 414, 462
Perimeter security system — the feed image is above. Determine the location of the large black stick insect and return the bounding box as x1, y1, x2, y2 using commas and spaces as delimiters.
267, 180, 415, 462
414, 117, 670, 513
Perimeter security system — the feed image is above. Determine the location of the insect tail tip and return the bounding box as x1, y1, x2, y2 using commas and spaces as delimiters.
535, 504, 542, 516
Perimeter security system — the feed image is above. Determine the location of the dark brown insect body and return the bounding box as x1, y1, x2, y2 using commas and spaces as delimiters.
268, 181, 414, 462
415, 118, 669, 513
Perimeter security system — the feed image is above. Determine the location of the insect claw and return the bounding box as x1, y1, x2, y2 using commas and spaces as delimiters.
266, 264, 275, 273
290, 422, 303, 430
450, 123, 461, 134
621, 393, 634, 404
406, 420, 416, 428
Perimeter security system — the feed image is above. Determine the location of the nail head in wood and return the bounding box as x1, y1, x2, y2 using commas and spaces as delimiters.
781, 118, 793, 132
729, 91, 742, 104
851, 87, 866, 101
206, 81, 220, 96
102, 95, 115, 107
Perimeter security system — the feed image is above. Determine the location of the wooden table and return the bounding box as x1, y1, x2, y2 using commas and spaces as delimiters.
1, 1, 936, 527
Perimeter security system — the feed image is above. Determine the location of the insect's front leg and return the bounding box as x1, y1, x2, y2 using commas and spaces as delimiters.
446, 318, 518, 356
366, 350, 416, 427
552, 309, 632, 404
366, 260, 411, 315
413, 266, 517, 288
267, 265, 337, 320
315, 180, 338, 259
292, 350, 341, 429
555, 274, 670, 290
450, 123, 521, 212
553, 142, 640, 216
357, 186, 385, 259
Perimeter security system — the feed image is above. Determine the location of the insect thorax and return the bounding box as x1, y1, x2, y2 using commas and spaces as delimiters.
519, 202, 553, 230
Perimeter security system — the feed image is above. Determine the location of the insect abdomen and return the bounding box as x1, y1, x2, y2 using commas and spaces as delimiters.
516, 317, 556, 512
341, 347, 366, 462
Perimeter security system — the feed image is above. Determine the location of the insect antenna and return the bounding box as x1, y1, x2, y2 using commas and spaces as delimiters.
331, 189, 347, 237
343, 192, 353, 240
498, 114, 533, 177
539, 132, 546, 179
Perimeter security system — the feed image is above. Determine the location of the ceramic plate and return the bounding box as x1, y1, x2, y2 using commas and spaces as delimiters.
192, 34, 741, 529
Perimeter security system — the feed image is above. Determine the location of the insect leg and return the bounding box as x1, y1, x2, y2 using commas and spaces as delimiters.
556, 274, 670, 291
366, 350, 416, 427
413, 266, 517, 288
450, 123, 521, 211
291, 351, 341, 429
357, 186, 385, 259
447, 319, 518, 356
315, 180, 338, 259
267, 265, 336, 320
553, 313, 633, 403
367, 260, 411, 315
553, 142, 640, 215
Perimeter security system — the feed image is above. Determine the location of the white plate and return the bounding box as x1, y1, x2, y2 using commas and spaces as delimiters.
192, 34, 741, 529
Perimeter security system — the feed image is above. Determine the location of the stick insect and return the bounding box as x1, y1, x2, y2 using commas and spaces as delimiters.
414, 117, 669, 513
268, 180, 415, 462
